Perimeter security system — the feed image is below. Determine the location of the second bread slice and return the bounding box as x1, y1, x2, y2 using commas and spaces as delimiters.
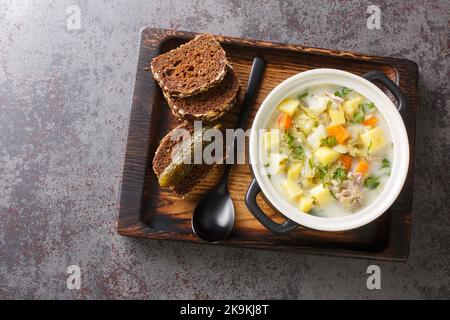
165, 66, 240, 122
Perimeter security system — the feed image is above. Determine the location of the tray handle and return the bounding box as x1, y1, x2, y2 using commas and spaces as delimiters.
362, 71, 408, 113
245, 179, 299, 234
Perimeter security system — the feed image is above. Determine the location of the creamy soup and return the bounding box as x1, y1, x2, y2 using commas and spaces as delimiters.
262, 84, 392, 218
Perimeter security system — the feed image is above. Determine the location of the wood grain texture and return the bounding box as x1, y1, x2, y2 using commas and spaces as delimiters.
116, 28, 418, 261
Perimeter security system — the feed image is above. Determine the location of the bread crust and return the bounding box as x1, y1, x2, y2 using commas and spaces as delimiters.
164, 65, 240, 122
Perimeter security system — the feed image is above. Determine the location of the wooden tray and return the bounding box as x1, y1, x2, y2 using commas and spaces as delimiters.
116, 28, 418, 261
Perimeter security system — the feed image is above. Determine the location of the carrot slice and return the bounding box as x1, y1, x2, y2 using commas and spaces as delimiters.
355, 159, 369, 175
327, 124, 350, 144
277, 113, 292, 130
363, 117, 378, 126
340, 155, 353, 171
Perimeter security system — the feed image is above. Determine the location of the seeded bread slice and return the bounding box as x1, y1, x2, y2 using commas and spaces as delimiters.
151, 34, 228, 98
152, 123, 212, 195
165, 66, 240, 122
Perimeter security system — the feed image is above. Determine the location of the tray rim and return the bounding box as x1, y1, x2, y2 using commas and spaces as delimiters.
115, 28, 417, 261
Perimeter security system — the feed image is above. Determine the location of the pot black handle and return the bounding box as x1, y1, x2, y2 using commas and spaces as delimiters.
362, 71, 408, 113
245, 179, 299, 234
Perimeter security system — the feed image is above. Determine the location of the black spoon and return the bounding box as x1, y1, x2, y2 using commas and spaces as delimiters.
192, 56, 266, 242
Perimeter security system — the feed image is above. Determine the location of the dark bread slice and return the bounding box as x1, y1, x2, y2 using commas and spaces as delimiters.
152, 122, 212, 195
151, 34, 228, 98
165, 66, 240, 122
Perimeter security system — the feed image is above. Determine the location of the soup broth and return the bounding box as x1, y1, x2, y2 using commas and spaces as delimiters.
262, 84, 392, 218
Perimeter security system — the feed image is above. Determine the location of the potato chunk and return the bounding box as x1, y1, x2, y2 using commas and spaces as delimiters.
314, 147, 340, 166
287, 162, 303, 182
343, 96, 363, 118
310, 184, 333, 206
360, 127, 386, 153
269, 153, 288, 174
302, 177, 315, 188
277, 98, 300, 117
298, 196, 314, 213
329, 107, 346, 125
281, 180, 303, 201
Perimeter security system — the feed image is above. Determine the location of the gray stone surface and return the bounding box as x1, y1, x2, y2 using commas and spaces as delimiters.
0, 0, 449, 299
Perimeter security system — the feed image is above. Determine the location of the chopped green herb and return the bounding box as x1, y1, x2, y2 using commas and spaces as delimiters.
308, 158, 313, 169
364, 176, 380, 190
298, 92, 308, 100
267, 174, 271, 179
285, 131, 295, 145
292, 145, 305, 160
285, 131, 305, 160
264, 162, 270, 167
326, 100, 333, 108
352, 105, 365, 123
362, 101, 376, 113
368, 140, 373, 152
332, 167, 347, 182
315, 164, 328, 181
381, 158, 390, 169
321, 136, 337, 148
334, 87, 352, 98
329, 188, 338, 200
352, 102, 376, 124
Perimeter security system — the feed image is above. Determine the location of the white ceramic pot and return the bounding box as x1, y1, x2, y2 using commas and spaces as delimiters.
246, 69, 409, 233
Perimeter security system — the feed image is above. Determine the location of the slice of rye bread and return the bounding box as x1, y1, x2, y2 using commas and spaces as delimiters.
165, 66, 240, 122
152, 122, 212, 195
150, 34, 228, 98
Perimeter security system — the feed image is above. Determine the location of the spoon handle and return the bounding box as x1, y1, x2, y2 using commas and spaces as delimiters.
236, 56, 266, 130
220, 57, 266, 184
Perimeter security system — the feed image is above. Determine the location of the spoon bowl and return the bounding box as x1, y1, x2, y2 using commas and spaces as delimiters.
192, 186, 234, 242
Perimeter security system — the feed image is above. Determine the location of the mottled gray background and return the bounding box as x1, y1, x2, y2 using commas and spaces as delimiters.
0, 0, 449, 299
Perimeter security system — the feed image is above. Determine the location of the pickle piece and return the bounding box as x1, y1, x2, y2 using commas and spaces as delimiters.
158, 124, 220, 187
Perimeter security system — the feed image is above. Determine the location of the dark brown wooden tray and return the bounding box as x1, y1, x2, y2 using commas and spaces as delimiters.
116, 28, 418, 261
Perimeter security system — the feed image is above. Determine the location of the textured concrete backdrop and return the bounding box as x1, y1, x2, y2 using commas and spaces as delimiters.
0, 0, 449, 299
